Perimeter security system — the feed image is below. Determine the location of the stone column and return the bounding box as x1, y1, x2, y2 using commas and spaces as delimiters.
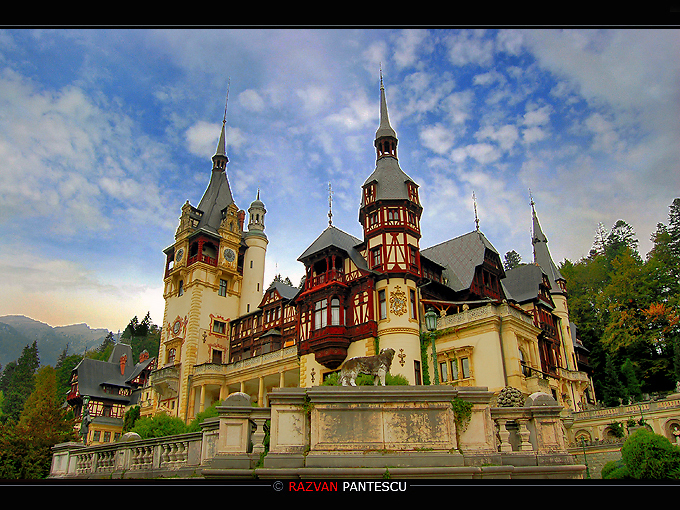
199, 384, 206, 413
258, 376, 264, 407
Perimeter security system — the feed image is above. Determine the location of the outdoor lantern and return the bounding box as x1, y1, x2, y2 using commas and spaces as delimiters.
424, 308, 438, 332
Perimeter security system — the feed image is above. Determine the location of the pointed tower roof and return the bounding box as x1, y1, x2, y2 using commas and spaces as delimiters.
531, 198, 565, 294
375, 71, 397, 140
196, 108, 235, 235
362, 72, 417, 201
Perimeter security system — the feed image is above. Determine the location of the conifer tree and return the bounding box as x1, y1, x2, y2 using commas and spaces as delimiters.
1, 342, 40, 423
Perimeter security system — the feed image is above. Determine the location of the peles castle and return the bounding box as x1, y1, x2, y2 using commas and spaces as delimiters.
143, 77, 595, 425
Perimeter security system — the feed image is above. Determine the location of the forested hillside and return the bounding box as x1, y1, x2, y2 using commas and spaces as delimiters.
561, 198, 680, 406
0, 315, 111, 368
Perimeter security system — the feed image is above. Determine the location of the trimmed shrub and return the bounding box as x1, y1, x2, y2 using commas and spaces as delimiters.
620, 428, 680, 479
601, 459, 630, 479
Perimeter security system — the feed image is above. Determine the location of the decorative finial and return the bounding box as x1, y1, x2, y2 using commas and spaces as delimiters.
380, 63, 383, 88
223, 77, 230, 126
328, 182, 334, 226
473, 191, 480, 231
529, 188, 535, 209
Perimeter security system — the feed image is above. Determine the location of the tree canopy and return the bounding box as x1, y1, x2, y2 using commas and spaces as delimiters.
561, 199, 680, 404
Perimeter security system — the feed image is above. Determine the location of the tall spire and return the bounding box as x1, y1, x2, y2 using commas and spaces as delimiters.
530, 193, 565, 294
375, 67, 397, 156
212, 80, 230, 169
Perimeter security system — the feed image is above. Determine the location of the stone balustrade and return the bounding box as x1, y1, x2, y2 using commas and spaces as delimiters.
51, 386, 584, 480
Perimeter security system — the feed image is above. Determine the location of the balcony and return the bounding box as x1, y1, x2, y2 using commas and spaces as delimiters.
187, 253, 217, 267
150, 364, 181, 395
306, 269, 346, 290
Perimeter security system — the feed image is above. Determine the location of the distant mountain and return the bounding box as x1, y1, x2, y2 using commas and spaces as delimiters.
0, 315, 116, 368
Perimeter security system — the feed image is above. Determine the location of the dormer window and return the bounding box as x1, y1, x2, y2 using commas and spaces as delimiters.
364, 184, 376, 205
407, 182, 419, 204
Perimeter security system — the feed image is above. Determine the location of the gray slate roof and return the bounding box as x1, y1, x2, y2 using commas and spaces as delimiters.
298, 225, 369, 272
532, 206, 565, 293
502, 263, 546, 304
73, 343, 154, 403
266, 281, 300, 301
420, 230, 499, 292
362, 157, 417, 202
195, 169, 235, 235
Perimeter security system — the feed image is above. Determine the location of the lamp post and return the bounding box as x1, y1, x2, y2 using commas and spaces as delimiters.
424, 308, 439, 385
579, 436, 591, 479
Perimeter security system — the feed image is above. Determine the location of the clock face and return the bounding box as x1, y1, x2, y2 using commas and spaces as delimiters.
175, 248, 184, 262
224, 249, 235, 262
173, 320, 181, 335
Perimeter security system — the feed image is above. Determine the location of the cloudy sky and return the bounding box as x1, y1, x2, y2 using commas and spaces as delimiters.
0, 28, 678, 332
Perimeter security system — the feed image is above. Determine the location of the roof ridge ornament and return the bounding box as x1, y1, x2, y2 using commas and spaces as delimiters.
328, 182, 334, 226
473, 190, 480, 231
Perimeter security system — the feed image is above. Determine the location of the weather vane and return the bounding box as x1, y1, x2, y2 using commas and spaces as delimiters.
473, 191, 480, 231
328, 182, 334, 226
223, 77, 230, 126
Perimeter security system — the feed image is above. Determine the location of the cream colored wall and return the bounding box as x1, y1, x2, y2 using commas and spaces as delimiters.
375, 279, 421, 385
240, 234, 268, 316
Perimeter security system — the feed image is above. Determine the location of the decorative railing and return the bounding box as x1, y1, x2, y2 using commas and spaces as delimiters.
56, 430, 207, 479
187, 253, 217, 267
437, 303, 533, 330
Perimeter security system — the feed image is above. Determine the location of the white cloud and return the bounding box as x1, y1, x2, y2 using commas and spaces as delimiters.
419, 124, 455, 155
476, 124, 519, 152
238, 89, 266, 112
451, 142, 502, 165
445, 29, 494, 67
296, 85, 331, 115
393, 29, 431, 69
523, 104, 552, 126
584, 112, 624, 153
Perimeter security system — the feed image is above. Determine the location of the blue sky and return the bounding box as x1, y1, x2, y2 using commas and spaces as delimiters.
0, 28, 678, 332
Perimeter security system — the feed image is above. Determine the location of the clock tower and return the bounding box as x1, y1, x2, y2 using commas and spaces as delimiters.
156, 114, 266, 422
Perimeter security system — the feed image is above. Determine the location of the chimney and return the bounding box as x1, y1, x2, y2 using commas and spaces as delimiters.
119, 354, 127, 375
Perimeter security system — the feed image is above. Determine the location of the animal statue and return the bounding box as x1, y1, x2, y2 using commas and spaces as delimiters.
338, 348, 396, 386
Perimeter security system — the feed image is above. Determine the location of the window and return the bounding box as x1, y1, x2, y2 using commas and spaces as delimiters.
387, 208, 399, 222
372, 247, 382, 268
213, 320, 226, 335
167, 348, 176, 365
212, 349, 223, 364
315, 299, 328, 329
414, 360, 422, 385
440, 361, 448, 382
178, 280, 184, 296
103, 431, 111, 443
461, 357, 470, 379
410, 289, 417, 319
450, 359, 459, 380
219, 279, 228, 296
331, 298, 340, 326
379, 290, 386, 319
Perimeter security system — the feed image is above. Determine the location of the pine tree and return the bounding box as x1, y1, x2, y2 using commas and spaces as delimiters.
602, 354, 627, 406
503, 250, 522, 270
0, 367, 76, 478
621, 358, 642, 403
1, 342, 40, 423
